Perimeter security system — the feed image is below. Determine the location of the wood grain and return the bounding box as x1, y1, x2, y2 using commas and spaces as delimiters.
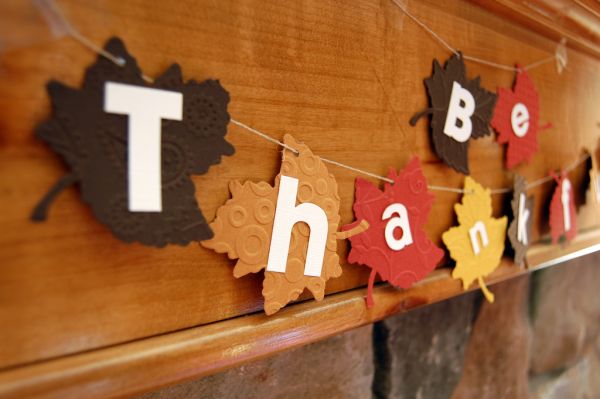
0, 0, 599, 371
471, 0, 600, 58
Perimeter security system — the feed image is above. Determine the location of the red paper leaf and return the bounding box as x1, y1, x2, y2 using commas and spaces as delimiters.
491, 68, 546, 169
342, 158, 444, 307
549, 173, 577, 244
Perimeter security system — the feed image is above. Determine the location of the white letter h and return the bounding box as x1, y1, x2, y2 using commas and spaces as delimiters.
266, 176, 329, 277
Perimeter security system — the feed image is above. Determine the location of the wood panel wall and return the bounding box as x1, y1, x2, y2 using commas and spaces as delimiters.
0, 0, 599, 394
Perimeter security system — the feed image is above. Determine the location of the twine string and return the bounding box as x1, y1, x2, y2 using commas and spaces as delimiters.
45, 0, 588, 196
390, 0, 564, 73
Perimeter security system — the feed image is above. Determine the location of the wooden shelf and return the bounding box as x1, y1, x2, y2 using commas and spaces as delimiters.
471, 0, 600, 59
2, 228, 600, 399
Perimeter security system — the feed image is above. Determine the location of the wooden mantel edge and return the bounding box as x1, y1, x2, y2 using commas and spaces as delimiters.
469, 0, 600, 59
1, 228, 600, 399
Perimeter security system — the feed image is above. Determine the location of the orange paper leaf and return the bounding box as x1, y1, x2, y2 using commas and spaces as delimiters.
202, 134, 342, 315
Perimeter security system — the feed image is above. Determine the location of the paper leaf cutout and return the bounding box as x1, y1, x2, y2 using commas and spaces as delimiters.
442, 177, 507, 302
549, 173, 577, 244
491, 68, 547, 169
410, 53, 497, 175
342, 158, 444, 307
507, 175, 534, 266
32, 37, 233, 247
576, 164, 600, 228
202, 134, 342, 315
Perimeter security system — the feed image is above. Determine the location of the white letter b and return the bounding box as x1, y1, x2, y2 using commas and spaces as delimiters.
443, 81, 475, 143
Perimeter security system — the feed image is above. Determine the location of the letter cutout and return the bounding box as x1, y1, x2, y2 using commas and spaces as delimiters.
468, 221, 489, 255
382, 203, 414, 251
104, 82, 183, 212
443, 81, 475, 143
549, 173, 577, 244
202, 134, 342, 315
594, 171, 600, 203
517, 193, 530, 245
266, 176, 328, 277
510, 103, 530, 137
442, 177, 507, 303
507, 175, 534, 266
561, 179, 572, 232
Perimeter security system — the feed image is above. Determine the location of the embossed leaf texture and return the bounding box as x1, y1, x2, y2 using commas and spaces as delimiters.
410, 53, 497, 175
201, 134, 342, 315
342, 158, 444, 308
491, 67, 548, 169
31, 37, 233, 247
549, 172, 577, 244
442, 177, 507, 302
507, 175, 534, 267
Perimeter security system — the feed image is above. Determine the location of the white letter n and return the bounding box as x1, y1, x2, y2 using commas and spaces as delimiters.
469, 221, 489, 255
104, 82, 183, 212
266, 176, 329, 277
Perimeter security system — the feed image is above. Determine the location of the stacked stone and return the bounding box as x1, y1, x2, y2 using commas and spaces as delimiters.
140, 253, 600, 399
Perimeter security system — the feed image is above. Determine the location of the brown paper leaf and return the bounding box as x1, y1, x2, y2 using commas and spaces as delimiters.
507, 175, 534, 267
577, 142, 600, 229
410, 54, 497, 175
31, 37, 233, 247
202, 134, 342, 315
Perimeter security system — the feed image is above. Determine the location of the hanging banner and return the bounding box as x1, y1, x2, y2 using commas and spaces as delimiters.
31, 37, 234, 247
491, 67, 548, 168
202, 134, 342, 315
442, 177, 507, 302
410, 54, 497, 175
342, 158, 444, 307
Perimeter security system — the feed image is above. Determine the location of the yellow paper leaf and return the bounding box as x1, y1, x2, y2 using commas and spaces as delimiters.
442, 177, 507, 302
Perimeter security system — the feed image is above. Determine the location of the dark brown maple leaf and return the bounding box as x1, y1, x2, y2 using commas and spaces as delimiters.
410, 53, 497, 174
31, 37, 234, 247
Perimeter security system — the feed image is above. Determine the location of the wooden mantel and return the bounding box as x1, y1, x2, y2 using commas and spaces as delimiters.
0, 0, 599, 397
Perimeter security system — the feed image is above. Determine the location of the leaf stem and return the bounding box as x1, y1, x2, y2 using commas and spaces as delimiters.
336, 219, 370, 240
31, 173, 78, 221
409, 108, 434, 126
477, 276, 495, 303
